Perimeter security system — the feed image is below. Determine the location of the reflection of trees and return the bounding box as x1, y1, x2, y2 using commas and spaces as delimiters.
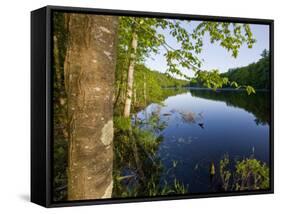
190, 90, 269, 125
112, 126, 164, 197
132, 88, 187, 113
113, 116, 188, 197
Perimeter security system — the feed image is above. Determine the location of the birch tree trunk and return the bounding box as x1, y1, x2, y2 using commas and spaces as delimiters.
64, 14, 118, 200
123, 29, 138, 118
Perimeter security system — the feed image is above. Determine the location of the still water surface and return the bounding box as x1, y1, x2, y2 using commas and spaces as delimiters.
136, 89, 270, 193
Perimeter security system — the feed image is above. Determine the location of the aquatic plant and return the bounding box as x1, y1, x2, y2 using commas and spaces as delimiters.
219, 155, 269, 191
220, 154, 231, 191
235, 158, 269, 190
173, 179, 188, 194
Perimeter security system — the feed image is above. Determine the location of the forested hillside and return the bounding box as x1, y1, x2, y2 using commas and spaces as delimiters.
222, 49, 270, 89
189, 50, 269, 91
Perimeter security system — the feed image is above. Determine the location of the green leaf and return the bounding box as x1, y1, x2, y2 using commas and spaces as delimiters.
246, 85, 256, 95
230, 81, 238, 88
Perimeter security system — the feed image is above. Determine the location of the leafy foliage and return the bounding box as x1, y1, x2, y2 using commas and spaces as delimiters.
193, 22, 255, 58
195, 69, 229, 90
117, 17, 257, 98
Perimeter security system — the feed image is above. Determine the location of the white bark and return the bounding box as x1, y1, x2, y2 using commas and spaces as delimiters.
124, 30, 138, 118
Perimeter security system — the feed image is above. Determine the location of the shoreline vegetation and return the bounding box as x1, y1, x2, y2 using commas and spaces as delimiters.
52, 13, 270, 201
165, 86, 269, 92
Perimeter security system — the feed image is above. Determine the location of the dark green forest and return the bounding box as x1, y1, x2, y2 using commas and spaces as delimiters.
189, 49, 270, 90
222, 49, 270, 89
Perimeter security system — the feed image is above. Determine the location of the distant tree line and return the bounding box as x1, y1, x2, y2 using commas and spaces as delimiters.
222, 49, 270, 89
189, 49, 270, 90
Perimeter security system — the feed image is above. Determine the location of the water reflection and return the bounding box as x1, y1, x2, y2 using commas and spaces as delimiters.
136, 89, 270, 193
190, 89, 270, 125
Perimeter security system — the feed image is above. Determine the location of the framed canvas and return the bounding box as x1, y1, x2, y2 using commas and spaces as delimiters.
31, 5, 274, 207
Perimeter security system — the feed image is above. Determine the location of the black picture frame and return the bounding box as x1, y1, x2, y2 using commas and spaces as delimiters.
31, 5, 274, 208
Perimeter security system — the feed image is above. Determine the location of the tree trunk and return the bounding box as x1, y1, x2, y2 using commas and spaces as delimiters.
143, 73, 147, 106
64, 14, 118, 200
123, 29, 138, 118
114, 65, 126, 108
133, 84, 137, 105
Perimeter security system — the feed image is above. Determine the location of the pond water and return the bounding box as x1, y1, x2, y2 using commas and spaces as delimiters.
136, 89, 270, 193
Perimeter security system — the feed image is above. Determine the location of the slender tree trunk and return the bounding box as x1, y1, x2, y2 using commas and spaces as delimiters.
123, 28, 138, 118
133, 84, 137, 105
64, 14, 118, 200
114, 66, 126, 108
114, 81, 121, 107
143, 73, 147, 106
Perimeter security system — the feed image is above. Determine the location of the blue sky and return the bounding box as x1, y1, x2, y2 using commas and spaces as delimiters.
145, 20, 269, 78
